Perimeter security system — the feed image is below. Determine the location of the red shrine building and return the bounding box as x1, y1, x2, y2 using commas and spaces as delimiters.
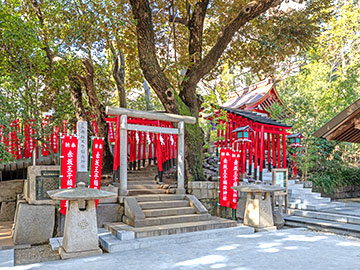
206, 78, 294, 182
222, 77, 293, 119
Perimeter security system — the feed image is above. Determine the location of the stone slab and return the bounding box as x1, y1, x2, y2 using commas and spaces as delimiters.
0, 248, 14, 267
59, 246, 102, 260
0, 180, 24, 202
12, 202, 55, 245
26, 166, 59, 205
0, 201, 16, 222
99, 224, 254, 253
96, 203, 123, 227
185, 195, 208, 214
124, 197, 145, 221
99, 185, 119, 203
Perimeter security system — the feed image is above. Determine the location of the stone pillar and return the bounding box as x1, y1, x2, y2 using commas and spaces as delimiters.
177, 121, 185, 194
119, 115, 128, 197
76, 121, 88, 183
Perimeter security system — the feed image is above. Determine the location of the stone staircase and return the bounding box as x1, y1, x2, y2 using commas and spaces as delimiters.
99, 165, 245, 252
127, 166, 166, 196
247, 166, 360, 238
104, 194, 236, 238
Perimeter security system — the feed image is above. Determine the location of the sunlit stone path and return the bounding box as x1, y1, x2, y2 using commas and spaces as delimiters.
6, 228, 360, 270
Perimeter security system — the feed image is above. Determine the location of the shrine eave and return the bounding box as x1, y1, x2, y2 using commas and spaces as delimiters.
314, 98, 360, 143
220, 107, 292, 129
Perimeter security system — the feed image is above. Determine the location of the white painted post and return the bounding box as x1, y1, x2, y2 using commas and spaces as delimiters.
177, 121, 185, 194
119, 115, 128, 196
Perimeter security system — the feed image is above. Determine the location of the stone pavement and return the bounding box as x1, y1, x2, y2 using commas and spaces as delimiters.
4, 228, 360, 270
319, 202, 360, 217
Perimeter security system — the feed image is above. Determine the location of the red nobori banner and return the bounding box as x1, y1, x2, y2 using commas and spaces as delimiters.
218, 148, 240, 209
24, 120, 36, 159
89, 137, 104, 207
59, 135, 78, 215
108, 122, 115, 143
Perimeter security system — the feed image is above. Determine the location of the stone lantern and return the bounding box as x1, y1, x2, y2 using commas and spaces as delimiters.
287, 133, 304, 179
48, 182, 117, 259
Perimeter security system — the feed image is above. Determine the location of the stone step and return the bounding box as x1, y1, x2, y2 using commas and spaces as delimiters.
289, 198, 331, 204
138, 200, 189, 210
284, 215, 360, 238
99, 224, 254, 253
104, 217, 237, 239
142, 207, 196, 217
288, 202, 345, 211
128, 189, 166, 196
288, 209, 360, 225
289, 192, 328, 199
123, 213, 211, 227
133, 194, 185, 202
288, 188, 314, 194
127, 184, 160, 189
126, 180, 157, 185
127, 177, 157, 181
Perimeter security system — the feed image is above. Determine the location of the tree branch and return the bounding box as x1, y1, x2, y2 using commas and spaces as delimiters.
129, 0, 179, 114
181, 0, 281, 102
169, 15, 188, 26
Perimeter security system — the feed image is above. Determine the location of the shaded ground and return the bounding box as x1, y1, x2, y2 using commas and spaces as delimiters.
15, 244, 60, 265
6, 228, 360, 270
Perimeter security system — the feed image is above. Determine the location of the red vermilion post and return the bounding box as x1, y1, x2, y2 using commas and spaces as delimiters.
241, 141, 246, 178
248, 131, 253, 175
259, 125, 265, 181
277, 134, 281, 168
272, 133, 276, 168
282, 129, 287, 168
267, 133, 271, 170
254, 130, 259, 180
220, 120, 225, 148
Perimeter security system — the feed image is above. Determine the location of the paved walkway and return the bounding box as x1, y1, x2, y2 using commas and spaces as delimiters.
5, 228, 360, 270
320, 202, 360, 217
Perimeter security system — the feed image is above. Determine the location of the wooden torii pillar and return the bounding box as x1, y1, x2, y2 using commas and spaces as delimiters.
106, 107, 196, 198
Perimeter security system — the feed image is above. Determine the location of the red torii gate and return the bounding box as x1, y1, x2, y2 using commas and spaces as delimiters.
207, 107, 291, 181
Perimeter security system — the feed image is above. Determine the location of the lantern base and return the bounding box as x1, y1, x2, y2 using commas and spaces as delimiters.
59, 246, 102, 260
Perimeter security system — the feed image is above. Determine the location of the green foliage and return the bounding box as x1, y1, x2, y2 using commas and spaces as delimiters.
277, 2, 360, 193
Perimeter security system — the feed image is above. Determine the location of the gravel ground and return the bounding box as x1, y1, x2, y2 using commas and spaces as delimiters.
15, 244, 60, 265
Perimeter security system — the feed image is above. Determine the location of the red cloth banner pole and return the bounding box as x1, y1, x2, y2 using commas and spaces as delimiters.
59, 135, 78, 215
89, 137, 104, 207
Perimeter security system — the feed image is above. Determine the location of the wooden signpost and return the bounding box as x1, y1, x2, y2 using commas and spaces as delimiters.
272, 168, 288, 214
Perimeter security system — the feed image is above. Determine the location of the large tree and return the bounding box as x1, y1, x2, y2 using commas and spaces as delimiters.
128, 0, 332, 181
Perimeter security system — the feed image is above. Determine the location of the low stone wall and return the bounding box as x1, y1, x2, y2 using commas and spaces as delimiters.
0, 180, 24, 221
188, 181, 244, 220
188, 181, 217, 200
314, 185, 360, 200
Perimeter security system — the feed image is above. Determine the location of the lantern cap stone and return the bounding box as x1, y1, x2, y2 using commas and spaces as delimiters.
232, 125, 254, 133
47, 182, 117, 201
232, 184, 285, 193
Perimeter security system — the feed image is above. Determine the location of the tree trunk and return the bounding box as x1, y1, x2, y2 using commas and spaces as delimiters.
77, 59, 113, 173
143, 80, 153, 111
110, 44, 127, 108
68, 77, 88, 122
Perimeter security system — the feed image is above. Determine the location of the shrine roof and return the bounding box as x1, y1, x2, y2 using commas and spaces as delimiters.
220, 107, 292, 128
222, 78, 293, 118
314, 98, 360, 143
